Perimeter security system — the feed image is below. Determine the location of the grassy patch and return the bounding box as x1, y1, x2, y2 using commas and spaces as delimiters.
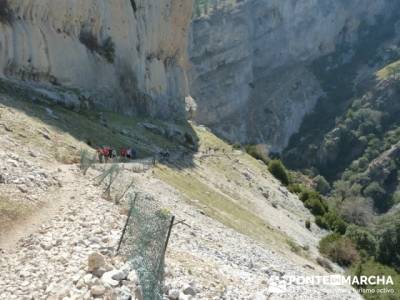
377, 60, 400, 80
0, 196, 32, 232
0, 84, 196, 162
156, 165, 289, 249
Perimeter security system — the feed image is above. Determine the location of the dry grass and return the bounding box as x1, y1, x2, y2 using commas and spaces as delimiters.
0, 195, 32, 234
376, 60, 400, 81
155, 165, 289, 250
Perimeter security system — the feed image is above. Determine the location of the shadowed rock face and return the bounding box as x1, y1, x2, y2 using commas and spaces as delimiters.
0, 0, 193, 119
188, 0, 397, 151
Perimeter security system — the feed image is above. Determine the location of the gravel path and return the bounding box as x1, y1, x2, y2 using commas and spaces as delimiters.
0, 162, 362, 300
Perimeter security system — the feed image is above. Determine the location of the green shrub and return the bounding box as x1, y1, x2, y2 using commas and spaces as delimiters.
232, 143, 241, 150
378, 221, 400, 272
268, 159, 290, 186
339, 197, 373, 226
315, 216, 329, 229
287, 239, 302, 254
314, 175, 331, 195
79, 30, 98, 52
345, 225, 377, 257
299, 189, 321, 202
100, 37, 116, 63
393, 192, 400, 205
324, 211, 347, 234
319, 233, 360, 266
364, 181, 389, 212
0, 0, 13, 24
304, 197, 327, 216
305, 219, 311, 230
288, 183, 305, 194
350, 260, 400, 300
79, 31, 115, 63
245, 144, 269, 165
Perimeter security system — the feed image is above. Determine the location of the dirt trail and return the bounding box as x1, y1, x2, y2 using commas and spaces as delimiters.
0, 164, 82, 251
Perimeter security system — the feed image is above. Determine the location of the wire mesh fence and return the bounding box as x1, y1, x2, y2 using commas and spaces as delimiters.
80, 151, 175, 299
79, 149, 97, 175
117, 193, 174, 300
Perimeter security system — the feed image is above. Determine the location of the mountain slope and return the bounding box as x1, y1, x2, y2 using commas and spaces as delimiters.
0, 83, 361, 299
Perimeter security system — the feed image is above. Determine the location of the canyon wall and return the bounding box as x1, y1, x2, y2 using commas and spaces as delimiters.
1, 0, 399, 151
0, 0, 193, 119
189, 0, 398, 151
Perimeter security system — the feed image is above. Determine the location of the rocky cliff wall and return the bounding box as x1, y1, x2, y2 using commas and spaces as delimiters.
189, 0, 398, 151
0, 0, 193, 119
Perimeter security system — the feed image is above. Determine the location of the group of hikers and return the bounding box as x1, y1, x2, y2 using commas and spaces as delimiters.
96, 146, 172, 164
96, 146, 137, 163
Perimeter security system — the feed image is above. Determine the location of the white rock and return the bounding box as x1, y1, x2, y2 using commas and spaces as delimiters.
179, 292, 192, 300
83, 290, 91, 300
88, 252, 111, 276
182, 284, 196, 296
91, 285, 106, 297
127, 270, 139, 284
83, 274, 93, 285
112, 264, 131, 281
116, 286, 132, 300
101, 270, 120, 288
76, 279, 85, 289
252, 294, 267, 300
168, 289, 180, 300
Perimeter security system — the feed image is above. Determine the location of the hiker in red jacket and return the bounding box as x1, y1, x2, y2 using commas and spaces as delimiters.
120, 148, 128, 160
120, 147, 136, 160
97, 146, 113, 163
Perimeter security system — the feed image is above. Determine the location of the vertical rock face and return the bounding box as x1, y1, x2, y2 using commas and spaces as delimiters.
189, 0, 397, 151
0, 0, 193, 119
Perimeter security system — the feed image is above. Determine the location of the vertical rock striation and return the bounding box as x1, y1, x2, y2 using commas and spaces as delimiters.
0, 0, 193, 119
189, 0, 398, 151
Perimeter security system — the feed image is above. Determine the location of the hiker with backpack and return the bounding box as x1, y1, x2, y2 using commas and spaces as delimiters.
97, 146, 115, 163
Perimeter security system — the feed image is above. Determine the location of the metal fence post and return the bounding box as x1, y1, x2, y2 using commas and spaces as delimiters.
116, 193, 137, 254
161, 215, 175, 260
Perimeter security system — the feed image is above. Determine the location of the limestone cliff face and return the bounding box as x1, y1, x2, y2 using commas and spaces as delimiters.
0, 0, 193, 119
189, 0, 397, 151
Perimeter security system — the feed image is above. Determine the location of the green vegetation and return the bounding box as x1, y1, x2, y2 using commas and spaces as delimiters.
351, 260, 400, 300
345, 225, 377, 257
279, 16, 400, 291
319, 233, 359, 266
286, 238, 303, 254
244, 144, 269, 165
377, 59, 400, 80
79, 31, 115, 63
378, 221, 400, 272
0, 0, 13, 24
317, 219, 400, 299
314, 175, 330, 195
283, 14, 400, 177
305, 219, 311, 230
0, 78, 198, 163
290, 184, 348, 233
268, 159, 290, 186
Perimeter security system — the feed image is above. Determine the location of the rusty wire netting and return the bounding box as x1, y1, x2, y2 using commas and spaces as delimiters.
117, 193, 174, 300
